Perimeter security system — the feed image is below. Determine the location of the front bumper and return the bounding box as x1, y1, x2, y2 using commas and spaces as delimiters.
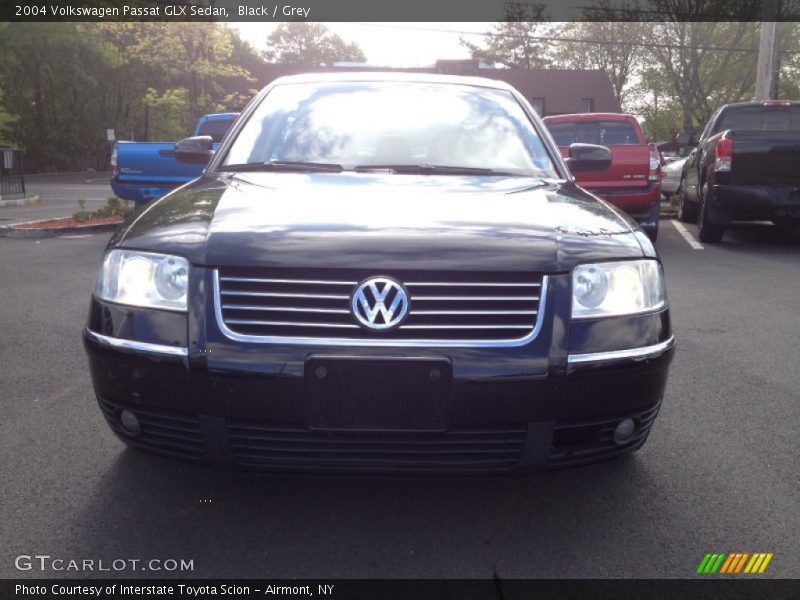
83, 268, 674, 474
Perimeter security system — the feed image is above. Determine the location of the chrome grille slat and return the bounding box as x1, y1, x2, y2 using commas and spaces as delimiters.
221, 291, 350, 299
225, 320, 360, 329
405, 282, 541, 287
412, 296, 539, 301
401, 325, 533, 330
220, 277, 357, 285
215, 270, 546, 347
411, 310, 537, 315
222, 305, 350, 314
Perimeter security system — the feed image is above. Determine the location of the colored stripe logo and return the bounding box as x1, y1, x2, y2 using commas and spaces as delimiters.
696, 552, 773, 574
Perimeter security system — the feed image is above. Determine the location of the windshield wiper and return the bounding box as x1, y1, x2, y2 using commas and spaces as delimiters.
353, 164, 526, 177
218, 161, 343, 173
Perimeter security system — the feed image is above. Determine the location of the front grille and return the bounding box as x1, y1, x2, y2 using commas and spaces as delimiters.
548, 404, 660, 467
227, 420, 529, 473
214, 268, 545, 345
97, 398, 205, 461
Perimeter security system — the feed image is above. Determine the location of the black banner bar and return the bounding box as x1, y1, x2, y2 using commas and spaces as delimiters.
2, 0, 799, 22
3, 579, 800, 600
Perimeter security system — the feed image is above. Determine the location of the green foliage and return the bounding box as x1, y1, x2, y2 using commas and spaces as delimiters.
0, 97, 14, 146
639, 21, 760, 133
462, 21, 554, 69
468, 15, 793, 140
550, 22, 650, 105
142, 88, 190, 142
73, 196, 132, 221
264, 23, 366, 66
0, 23, 262, 171
2, 18, 798, 171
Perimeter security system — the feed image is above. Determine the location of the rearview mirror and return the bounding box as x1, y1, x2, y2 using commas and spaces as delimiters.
565, 143, 611, 173
174, 136, 213, 164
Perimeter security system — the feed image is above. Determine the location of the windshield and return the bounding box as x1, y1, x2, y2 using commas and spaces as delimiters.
197, 118, 234, 143
221, 81, 559, 177
716, 105, 800, 132
546, 120, 642, 146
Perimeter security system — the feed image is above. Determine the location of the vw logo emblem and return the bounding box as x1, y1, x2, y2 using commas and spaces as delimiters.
351, 277, 409, 330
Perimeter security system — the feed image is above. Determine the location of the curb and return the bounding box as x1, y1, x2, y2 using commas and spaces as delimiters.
25, 170, 109, 178
0, 195, 41, 207
0, 219, 121, 239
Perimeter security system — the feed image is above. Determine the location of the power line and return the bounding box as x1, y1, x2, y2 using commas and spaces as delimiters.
352, 22, 799, 55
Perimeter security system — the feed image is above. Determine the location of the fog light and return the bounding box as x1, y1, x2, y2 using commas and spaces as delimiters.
613, 418, 635, 445
119, 410, 141, 437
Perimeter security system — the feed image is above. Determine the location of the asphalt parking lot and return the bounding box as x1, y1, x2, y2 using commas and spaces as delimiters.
0, 218, 798, 579
0, 172, 113, 225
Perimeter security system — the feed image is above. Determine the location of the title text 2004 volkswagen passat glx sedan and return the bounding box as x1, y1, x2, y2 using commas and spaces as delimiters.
84, 74, 674, 474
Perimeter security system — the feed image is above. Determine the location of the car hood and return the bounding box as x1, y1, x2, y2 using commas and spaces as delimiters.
111, 172, 649, 272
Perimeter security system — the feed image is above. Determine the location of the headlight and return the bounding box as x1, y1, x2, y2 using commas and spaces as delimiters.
95, 249, 188, 312
572, 260, 666, 319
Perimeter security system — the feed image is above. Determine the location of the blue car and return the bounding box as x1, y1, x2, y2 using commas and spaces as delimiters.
110, 113, 238, 204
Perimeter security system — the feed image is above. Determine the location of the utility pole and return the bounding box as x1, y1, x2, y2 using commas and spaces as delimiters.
755, 0, 780, 101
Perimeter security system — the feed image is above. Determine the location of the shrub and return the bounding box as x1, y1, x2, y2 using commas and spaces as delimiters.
72, 197, 133, 221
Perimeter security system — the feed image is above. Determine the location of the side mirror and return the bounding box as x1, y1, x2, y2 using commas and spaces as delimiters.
565, 143, 611, 173
174, 136, 213, 164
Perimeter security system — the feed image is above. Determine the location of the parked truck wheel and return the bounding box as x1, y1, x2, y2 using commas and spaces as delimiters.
677, 180, 697, 223
645, 222, 659, 242
642, 201, 660, 243
697, 184, 725, 243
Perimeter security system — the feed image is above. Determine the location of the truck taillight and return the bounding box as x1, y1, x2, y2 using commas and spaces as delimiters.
762, 100, 792, 107
715, 136, 733, 172
648, 145, 661, 182
110, 147, 118, 178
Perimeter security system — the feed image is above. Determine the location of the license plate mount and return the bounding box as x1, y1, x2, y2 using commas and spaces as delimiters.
305, 357, 451, 431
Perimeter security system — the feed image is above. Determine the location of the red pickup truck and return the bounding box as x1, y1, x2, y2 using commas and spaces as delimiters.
543, 113, 662, 241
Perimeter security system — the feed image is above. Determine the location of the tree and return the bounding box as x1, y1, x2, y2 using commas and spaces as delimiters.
775, 23, 800, 100
128, 23, 254, 125
0, 23, 262, 171
0, 92, 14, 146
461, 6, 553, 69
0, 24, 12, 145
264, 23, 365, 66
640, 21, 760, 134
550, 22, 649, 105
626, 67, 685, 141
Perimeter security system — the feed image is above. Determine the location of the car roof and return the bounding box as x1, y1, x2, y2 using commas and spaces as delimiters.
266, 71, 519, 91
202, 113, 239, 121
542, 113, 637, 122
721, 101, 800, 108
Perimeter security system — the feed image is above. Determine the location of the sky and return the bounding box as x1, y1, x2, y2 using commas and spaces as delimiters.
230, 22, 494, 67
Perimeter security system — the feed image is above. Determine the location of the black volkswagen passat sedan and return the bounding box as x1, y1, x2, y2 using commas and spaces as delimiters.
84, 73, 674, 473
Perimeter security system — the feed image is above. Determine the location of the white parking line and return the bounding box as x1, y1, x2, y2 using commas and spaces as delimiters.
671, 220, 704, 250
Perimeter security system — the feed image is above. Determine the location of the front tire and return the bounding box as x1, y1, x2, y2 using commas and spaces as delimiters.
640, 200, 660, 243
677, 179, 697, 223
697, 183, 725, 243
646, 224, 658, 243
